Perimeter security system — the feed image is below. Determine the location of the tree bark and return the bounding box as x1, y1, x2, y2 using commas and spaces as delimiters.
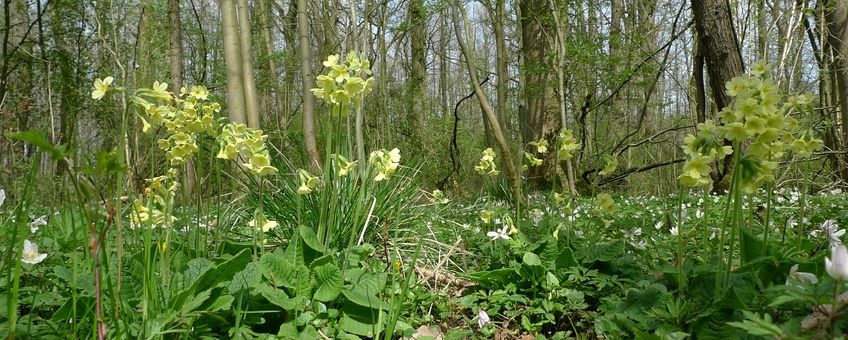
236, 0, 261, 129
408, 0, 426, 145
691, 0, 745, 190
451, 0, 523, 205
221, 0, 247, 123
493, 0, 508, 133
299, 0, 321, 169
519, 0, 559, 188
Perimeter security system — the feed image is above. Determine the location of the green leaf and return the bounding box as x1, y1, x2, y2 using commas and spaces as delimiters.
260, 252, 303, 289
555, 246, 578, 269
460, 268, 515, 287
299, 225, 325, 253
311, 255, 343, 302
8, 130, 67, 160
523, 252, 542, 266
339, 304, 379, 337
258, 283, 297, 310
726, 310, 784, 337
227, 261, 262, 294
169, 249, 252, 310
205, 294, 234, 312
343, 272, 389, 310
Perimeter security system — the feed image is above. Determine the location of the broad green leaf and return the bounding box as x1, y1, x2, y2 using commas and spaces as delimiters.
169, 249, 252, 310
311, 255, 343, 302
260, 252, 300, 289
523, 252, 542, 266
460, 268, 515, 287
258, 283, 297, 310
299, 225, 325, 253
205, 294, 234, 312
227, 261, 262, 294
339, 304, 379, 337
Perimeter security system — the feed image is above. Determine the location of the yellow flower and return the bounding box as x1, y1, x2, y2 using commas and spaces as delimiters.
750, 60, 769, 75
323, 54, 340, 68
370, 148, 401, 181
91, 76, 114, 100
334, 154, 357, 177
599, 155, 618, 176
525, 152, 543, 167
725, 76, 749, 97
152, 81, 172, 102
189, 86, 209, 100
529, 139, 548, 154
297, 169, 320, 194
245, 153, 277, 176
480, 210, 492, 224
596, 193, 617, 214
721, 122, 748, 142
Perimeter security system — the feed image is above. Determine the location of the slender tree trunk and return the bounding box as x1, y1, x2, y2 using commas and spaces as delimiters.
451, 0, 523, 205
439, 14, 449, 119
493, 0, 508, 133
237, 0, 261, 128
408, 0, 426, 145
299, 0, 321, 169
221, 0, 248, 123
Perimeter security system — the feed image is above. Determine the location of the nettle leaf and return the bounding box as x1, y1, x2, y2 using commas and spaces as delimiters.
311, 255, 343, 302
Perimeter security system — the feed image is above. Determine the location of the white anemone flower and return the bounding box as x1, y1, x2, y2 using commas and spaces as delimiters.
621, 228, 641, 241
29, 215, 47, 233
486, 226, 511, 240
474, 310, 491, 328
786, 264, 818, 287
825, 245, 848, 281
0, 189, 5, 208
21, 240, 47, 264
821, 220, 845, 248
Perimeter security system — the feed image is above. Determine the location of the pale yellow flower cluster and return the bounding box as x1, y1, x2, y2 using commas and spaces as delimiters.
217, 123, 278, 177
679, 61, 822, 191
311, 53, 374, 116
475, 148, 499, 176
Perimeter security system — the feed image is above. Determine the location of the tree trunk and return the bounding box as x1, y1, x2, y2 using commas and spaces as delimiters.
519, 0, 559, 188
692, 0, 745, 190
825, 0, 848, 144
237, 0, 261, 129
493, 0, 508, 133
451, 0, 523, 205
51, 0, 81, 174
408, 0, 426, 146
221, 0, 248, 123
299, 0, 321, 169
